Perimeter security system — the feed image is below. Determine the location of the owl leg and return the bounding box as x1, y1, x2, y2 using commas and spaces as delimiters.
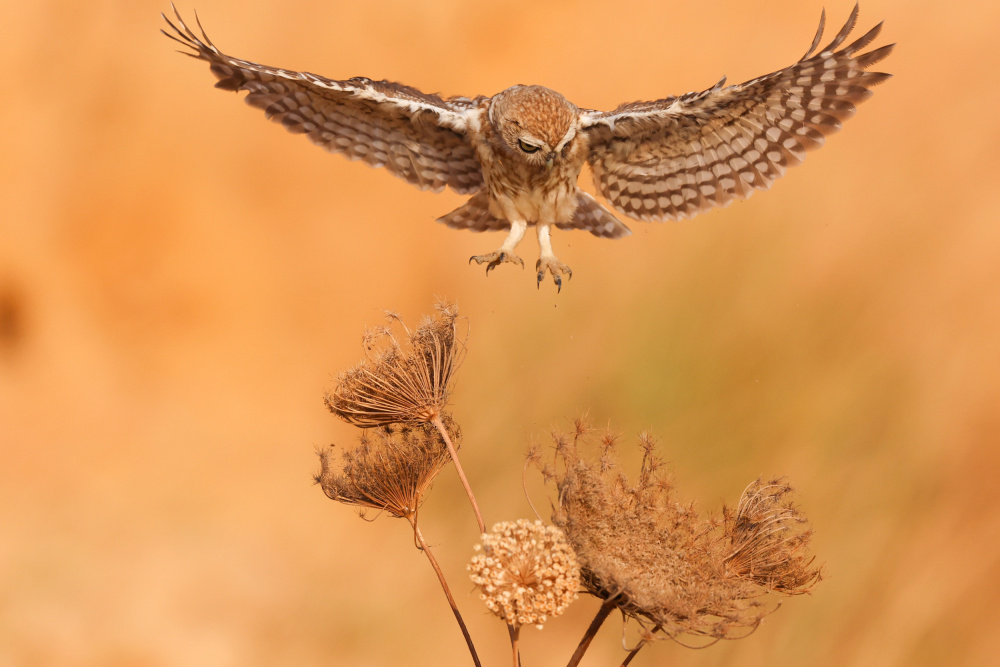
535, 224, 572, 293
469, 220, 527, 275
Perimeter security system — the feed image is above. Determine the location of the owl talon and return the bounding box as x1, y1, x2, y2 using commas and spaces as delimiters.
470, 250, 524, 275
535, 257, 572, 293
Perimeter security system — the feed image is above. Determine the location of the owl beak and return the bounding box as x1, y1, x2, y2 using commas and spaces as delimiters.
545, 152, 556, 169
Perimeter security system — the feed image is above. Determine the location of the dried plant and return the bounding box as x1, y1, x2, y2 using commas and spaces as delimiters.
468, 519, 580, 628
315, 304, 822, 667
325, 300, 465, 426
469, 519, 581, 667
535, 420, 821, 663
315, 413, 481, 667
325, 301, 485, 533
314, 418, 460, 520
722, 478, 822, 594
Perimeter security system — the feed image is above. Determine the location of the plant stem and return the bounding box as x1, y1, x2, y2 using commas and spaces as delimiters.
412, 523, 482, 667
508, 623, 521, 667
619, 623, 660, 667
619, 643, 644, 667
431, 414, 486, 534
566, 598, 616, 667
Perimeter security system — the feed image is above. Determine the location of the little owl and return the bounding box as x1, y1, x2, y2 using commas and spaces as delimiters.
163, 4, 892, 291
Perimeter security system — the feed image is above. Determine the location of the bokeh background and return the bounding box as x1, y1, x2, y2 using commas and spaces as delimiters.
2, 0, 998, 665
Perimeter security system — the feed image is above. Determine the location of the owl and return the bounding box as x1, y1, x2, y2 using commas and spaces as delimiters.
163, 4, 892, 291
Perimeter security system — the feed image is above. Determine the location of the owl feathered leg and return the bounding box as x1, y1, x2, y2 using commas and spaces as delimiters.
535, 224, 572, 293
469, 220, 527, 275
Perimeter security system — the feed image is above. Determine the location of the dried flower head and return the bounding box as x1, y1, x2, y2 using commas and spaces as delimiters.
538, 420, 820, 645
468, 519, 580, 629
325, 301, 466, 426
722, 478, 822, 594
314, 417, 460, 520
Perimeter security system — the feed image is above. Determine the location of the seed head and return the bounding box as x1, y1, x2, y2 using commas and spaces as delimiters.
468, 519, 580, 629
539, 421, 821, 644
722, 478, 821, 594
325, 301, 466, 426
314, 417, 460, 520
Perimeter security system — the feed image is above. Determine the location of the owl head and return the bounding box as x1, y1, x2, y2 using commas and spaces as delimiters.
488, 85, 582, 168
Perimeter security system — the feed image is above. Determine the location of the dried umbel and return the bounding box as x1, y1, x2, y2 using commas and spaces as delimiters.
537, 421, 820, 645
324, 300, 485, 534
314, 418, 460, 520
468, 519, 580, 629
722, 478, 821, 594
325, 301, 466, 426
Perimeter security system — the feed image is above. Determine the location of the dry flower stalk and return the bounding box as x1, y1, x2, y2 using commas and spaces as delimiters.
414, 523, 482, 667
314, 301, 823, 666
324, 301, 485, 533
538, 420, 821, 654
469, 519, 581, 667
314, 416, 481, 667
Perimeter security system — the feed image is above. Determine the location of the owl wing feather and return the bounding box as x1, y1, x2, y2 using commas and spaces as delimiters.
162, 6, 484, 195
580, 3, 893, 222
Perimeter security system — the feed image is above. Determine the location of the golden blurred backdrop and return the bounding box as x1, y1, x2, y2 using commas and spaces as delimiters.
2, 0, 999, 665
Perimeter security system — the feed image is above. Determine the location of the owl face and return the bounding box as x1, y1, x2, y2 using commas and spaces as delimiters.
488, 85, 582, 168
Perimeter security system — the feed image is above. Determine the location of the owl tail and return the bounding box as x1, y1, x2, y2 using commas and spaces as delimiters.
437, 189, 631, 239
556, 190, 631, 239
436, 191, 509, 233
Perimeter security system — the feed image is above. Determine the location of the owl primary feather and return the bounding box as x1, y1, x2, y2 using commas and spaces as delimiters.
163, 4, 893, 291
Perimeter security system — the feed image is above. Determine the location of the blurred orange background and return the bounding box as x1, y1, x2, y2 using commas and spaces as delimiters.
2, 1, 998, 665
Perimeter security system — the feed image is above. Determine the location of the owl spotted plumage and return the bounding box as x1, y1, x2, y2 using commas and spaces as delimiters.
163, 4, 893, 291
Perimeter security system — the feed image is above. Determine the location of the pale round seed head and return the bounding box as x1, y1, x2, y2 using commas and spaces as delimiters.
468, 519, 580, 629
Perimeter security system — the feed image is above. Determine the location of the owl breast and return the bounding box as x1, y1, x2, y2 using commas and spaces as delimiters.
489, 160, 580, 225
470, 105, 588, 226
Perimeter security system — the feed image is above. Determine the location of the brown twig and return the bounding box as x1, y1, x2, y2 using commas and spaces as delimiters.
620, 647, 643, 667
432, 414, 486, 534
566, 598, 617, 667
412, 523, 482, 667
619, 623, 661, 666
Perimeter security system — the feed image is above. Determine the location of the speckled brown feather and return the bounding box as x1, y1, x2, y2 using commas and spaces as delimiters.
582, 3, 894, 222
162, 7, 484, 195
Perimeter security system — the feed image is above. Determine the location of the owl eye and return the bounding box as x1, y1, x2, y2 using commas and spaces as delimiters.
517, 139, 541, 154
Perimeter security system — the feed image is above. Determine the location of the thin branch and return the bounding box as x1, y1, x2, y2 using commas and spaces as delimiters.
412, 523, 482, 667
619, 624, 661, 666
523, 455, 543, 521
432, 414, 486, 534
566, 598, 617, 667
620, 646, 643, 667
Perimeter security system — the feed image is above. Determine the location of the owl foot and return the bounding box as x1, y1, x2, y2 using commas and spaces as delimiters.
536, 257, 573, 293
469, 250, 525, 275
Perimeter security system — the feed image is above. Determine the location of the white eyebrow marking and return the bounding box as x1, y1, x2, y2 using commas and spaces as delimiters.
555, 126, 577, 151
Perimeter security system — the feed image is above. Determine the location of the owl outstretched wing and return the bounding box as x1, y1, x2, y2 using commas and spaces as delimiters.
580, 3, 893, 222
162, 6, 485, 194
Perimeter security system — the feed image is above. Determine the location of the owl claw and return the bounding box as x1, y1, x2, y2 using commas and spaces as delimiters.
470, 250, 524, 275
535, 257, 572, 293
